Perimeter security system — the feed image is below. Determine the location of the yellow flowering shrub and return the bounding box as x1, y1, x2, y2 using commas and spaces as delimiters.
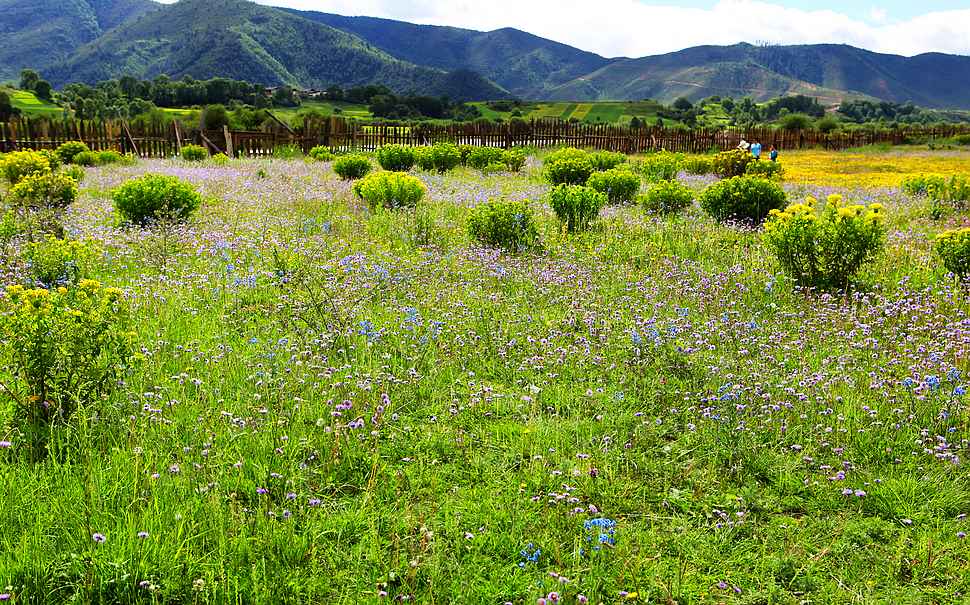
764, 194, 886, 290
0, 281, 135, 433
0, 150, 51, 185
23, 236, 94, 287
935, 228, 970, 279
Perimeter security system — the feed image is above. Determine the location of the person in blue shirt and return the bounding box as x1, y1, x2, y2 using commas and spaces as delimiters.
769, 145, 779, 162
751, 141, 762, 160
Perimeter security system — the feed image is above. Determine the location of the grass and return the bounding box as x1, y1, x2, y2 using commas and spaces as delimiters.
0, 148, 969, 603
2, 87, 64, 118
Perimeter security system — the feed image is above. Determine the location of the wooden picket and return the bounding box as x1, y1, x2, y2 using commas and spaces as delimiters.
2, 115, 968, 157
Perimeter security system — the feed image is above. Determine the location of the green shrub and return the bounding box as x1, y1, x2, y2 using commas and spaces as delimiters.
588, 151, 627, 171
641, 180, 694, 214
96, 150, 133, 166
468, 199, 539, 252
951, 134, 970, 146
71, 151, 100, 167
211, 153, 231, 166
112, 174, 203, 225
681, 157, 713, 175
0, 281, 134, 435
637, 151, 682, 183
700, 176, 787, 223
55, 141, 90, 164
544, 147, 587, 167
903, 174, 970, 218
586, 168, 641, 204
428, 143, 461, 173
62, 165, 85, 184
333, 155, 373, 180
545, 157, 594, 186
459, 145, 475, 166
549, 185, 606, 233
181, 145, 207, 162
415, 147, 435, 171
467, 147, 504, 171
39, 149, 61, 172
10, 172, 79, 209
376, 145, 416, 172
23, 236, 92, 287
746, 161, 784, 180
308, 146, 335, 162
711, 149, 755, 178
273, 145, 303, 160
353, 172, 426, 211
503, 149, 526, 173
1, 150, 50, 184
936, 227, 970, 279
764, 195, 886, 290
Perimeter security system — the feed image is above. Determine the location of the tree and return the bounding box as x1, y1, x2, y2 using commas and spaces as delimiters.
0, 91, 20, 121
779, 113, 812, 131
19, 69, 40, 92
672, 97, 694, 112
201, 104, 229, 130
34, 80, 53, 101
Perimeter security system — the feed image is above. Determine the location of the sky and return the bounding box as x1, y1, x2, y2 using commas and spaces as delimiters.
160, 0, 970, 57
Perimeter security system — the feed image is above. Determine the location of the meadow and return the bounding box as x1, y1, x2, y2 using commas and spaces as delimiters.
0, 146, 969, 604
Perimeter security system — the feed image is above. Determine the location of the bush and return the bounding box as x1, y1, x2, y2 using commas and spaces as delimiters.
63, 165, 85, 184
415, 147, 435, 171
459, 145, 476, 166
39, 149, 61, 172
211, 153, 231, 165
681, 157, 713, 175
586, 168, 641, 204
544, 147, 587, 167
112, 174, 203, 225
902, 174, 947, 197
936, 228, 970, 279
376, 145, 416, 172
503, 149, 526, 173
588, 151, 627, 171
23, 236, 92, 287
700, 176, 787, 223
711, 149, 755, 178
333, 155, 373, 180
273, 145, 303, 160
0, 281, 134, 435
71, 151, 100, 167
308, 146, 335, 162
9, 172, 79, 209
181, 145, 207, 162
468, 199, 539, 252
903, 175, 970, 218
549, 185, 607, 233
428, 143, 461, 173
764, 195, 886, 290
641, 180, 694, 214
55, 141, 90, 164
637, 151, 682, 183
467, 147, 504, 171
1, 150, 50, 184
545, 157, 594, 186
353, 172, 426, 211
746, 161, 784, 180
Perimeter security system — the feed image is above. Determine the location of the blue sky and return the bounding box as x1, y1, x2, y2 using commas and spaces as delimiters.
159, 0, 970, 57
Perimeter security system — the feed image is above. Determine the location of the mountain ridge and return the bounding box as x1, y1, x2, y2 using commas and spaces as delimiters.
1, 0, 969, 108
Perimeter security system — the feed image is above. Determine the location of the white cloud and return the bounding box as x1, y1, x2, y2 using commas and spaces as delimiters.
159, 0, 970, 57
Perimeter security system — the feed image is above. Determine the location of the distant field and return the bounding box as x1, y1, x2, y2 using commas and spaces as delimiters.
2, 87, 64, 118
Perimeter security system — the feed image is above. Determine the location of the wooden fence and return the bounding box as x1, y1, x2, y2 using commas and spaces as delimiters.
2, 116, 968, 158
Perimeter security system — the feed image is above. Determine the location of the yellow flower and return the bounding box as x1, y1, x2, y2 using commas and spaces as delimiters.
827, 194, 843, 207
79, 279, 102, 293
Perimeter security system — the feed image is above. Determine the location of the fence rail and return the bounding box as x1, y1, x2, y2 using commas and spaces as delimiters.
2, 116, 968, 158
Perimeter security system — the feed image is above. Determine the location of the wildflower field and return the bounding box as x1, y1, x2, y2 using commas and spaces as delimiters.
1, 147, 969, 604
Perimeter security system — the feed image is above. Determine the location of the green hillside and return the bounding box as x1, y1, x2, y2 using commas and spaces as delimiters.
0, 0, 157, 81
44, 0, 507, 100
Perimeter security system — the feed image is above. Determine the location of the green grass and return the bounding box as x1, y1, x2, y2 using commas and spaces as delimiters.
2, 87, 65, 118
0, 150, 969, 603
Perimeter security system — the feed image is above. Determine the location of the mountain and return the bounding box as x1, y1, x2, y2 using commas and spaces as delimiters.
0, 0, 157, 81
43, 0, 507, 100
545, 43, 970, 107
285, 10, 610, 98
2, 0, 970, 108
